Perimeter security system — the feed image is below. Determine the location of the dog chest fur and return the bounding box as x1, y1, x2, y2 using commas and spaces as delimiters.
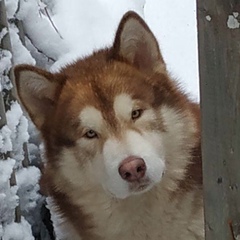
48, 183, 203, 240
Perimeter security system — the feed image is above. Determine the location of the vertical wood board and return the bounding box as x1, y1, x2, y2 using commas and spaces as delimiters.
197, 0, 240, 239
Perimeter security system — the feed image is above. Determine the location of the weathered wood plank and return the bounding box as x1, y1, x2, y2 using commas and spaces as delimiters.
197, 0, 240, 239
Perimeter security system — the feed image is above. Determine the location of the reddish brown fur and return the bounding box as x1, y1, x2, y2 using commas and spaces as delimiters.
14, 11, 203, 240
17, 52, 202, 240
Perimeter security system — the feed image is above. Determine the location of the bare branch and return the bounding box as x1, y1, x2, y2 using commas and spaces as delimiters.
25, 34, 56, 62
44, 7, 63, 39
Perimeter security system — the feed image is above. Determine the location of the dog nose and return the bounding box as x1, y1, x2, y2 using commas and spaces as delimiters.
118, 156, 146, 182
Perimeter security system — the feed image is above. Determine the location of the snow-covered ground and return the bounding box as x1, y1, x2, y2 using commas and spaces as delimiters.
0, 0, 198, 239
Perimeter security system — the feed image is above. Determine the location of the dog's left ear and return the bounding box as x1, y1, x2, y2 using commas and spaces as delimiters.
112, 11, 165, 72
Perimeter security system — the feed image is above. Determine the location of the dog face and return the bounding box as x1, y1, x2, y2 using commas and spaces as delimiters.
56, 74, 167, 199
60, 91, 166, 198
14, 11, 193, 199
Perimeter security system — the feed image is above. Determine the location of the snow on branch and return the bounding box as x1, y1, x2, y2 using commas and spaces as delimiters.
15, 0, 69, 62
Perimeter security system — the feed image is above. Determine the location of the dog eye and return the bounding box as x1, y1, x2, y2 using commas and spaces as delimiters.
131, 109, 143, 120
84, 130, 98, 139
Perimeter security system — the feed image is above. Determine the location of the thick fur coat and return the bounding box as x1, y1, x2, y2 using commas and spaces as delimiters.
15, 11, 203, 240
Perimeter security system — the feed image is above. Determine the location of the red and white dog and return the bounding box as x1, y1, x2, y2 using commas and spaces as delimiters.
15, 11, 203, 240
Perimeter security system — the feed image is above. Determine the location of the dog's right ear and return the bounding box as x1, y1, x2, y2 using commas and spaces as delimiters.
14, 65, 64, 130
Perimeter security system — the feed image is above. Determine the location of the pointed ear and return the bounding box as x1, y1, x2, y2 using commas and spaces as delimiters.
14, 65, 63, 130
112, 11, 165, 72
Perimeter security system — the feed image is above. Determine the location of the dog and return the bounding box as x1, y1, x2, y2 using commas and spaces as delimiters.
14, 11, 203, 240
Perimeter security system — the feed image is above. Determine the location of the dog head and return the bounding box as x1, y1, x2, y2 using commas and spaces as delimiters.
14, 12, 197, 199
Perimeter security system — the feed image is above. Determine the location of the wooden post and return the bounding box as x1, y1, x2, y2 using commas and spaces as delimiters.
197, 1, 240, 239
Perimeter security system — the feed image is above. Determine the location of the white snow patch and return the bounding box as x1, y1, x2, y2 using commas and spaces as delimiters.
0, 50, 12, 74
144, 0, 199, 101
6, 102, 29, 166
9, 28, 35, 65
0, 126, 12, 153
16, 0, 69, 61
5, 0, 19, 19
2, 217, 34, 240
227, 14, 240, 29
16, 166, 41, 213
0, 49, 12, 92
0, 158, 19, 225
0, 28, 8, 42
233, 12, 239, 18
51, 0, 144, 71
38, 1, 47, 10
206, 15, 212, 21
0, 158, 15, 185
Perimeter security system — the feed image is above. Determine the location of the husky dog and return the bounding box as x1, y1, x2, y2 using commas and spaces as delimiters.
14, 11, 203, 240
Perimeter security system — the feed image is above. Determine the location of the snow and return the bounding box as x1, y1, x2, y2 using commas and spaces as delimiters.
0, 28, 8, 42
16, 0, 69, 62
0, 158, 18, 224
0, 49, 12, 76
0, 49, 12, 92
0, 0, 199, 239
50, 0, 199, 102
233, 12, 239, 18
50, 0, 145, 72
145, 0, 199, 101
2, 217, 34, 240
5, 0, 18, 19
9, 27, 35, 65
0, 158, 15, 188
16, 166, 41, 212
6, 101, 29, 167
0, 125, 12, 153
227, 13, 240, 29
206, 15, 212, 22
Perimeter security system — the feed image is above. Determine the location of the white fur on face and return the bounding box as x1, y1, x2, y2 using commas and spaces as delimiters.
79, 106, 104, 131
102, 130, 165, 199
113, 93, 133, 120
58, 103, 194, 200
60, 99, 165, 199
